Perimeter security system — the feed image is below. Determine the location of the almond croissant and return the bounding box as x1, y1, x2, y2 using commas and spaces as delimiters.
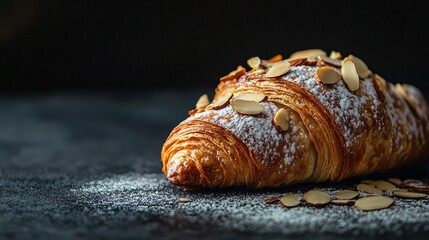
161, 50, 429, 190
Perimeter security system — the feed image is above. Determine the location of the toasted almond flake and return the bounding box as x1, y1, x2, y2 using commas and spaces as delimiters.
290, 49, 327, 59
400, 180, 429, 194
392, 190, 427, 199
396, 83, 417, 110
331, 199, 355, 206
266, 60, 291, 78
247, 69, 266, 75
273, 108, 290, 132
211, 93, 233, 110
304, 57, 318, 66
315, 66, 341, 84
318, 55, 342, 67
304, 190, 331, 207
264, 197, 279, 204
279, 194, 301, 208
288, 58, 307, 67
266, 54, 283, 63
188, 109, 198, 116
334, 190, 359, 200
341, 58, 360, 91
247, 56, 261, 69
220, 65, 246, 81
196, 94, 210, 109
178, 197, 190, 203
347, 54, 372, 79
329, 51, 342, 59
354, 196, 394, 211
230, 99, 264, 115
232, 92, 266, 102
403, 179, 424, 185
261, 54, 283, 68
372, 74, 387, 102
357, 183, 383, 194
261, 60, 274, 68
373, 180, 397, 192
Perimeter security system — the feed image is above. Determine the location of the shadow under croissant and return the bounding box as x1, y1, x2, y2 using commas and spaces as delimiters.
171, 161, 429, 193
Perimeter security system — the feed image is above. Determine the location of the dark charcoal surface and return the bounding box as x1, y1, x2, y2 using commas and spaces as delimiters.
1, 91, 428, 240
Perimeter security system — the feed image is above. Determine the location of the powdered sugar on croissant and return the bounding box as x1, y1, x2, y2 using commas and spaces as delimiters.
187, 102, 309, 168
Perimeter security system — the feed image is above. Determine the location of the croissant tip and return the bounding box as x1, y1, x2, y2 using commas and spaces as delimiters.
166, 158, 201, 188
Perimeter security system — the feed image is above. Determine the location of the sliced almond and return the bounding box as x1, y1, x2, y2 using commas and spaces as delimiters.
232, 92, 266, 102
290, 49, 327, 59
211, 93, 233, 110
247, 56, 261, 69
304, 190, 331, 207
178, 197, 190, 203
188, 109, 198, 116
372, 74, 387, 102
261, 54, 283, 68
334, 190, 359, 200
400, 180, 429, 194
315, 67, 341, 84
341, 58, 360, 91
279, 194, 301, 208
220, 65, 246, 82
392, 190, 428, 199
261, 61, 274, 68
318, 55, 342, 67
264, 197, 279, 204
357, 183, 383, 195
354, 196, 394, 211
273, 108, 290, 132
373, 180, 397, 192
331, 199, 355, 206
266, 54, 283, 63
347, 55, 372, 79
396, 83, 417, 110
246, 69, 266, 76
288, 58, 307, 67
266, 60, 291, 78
329, 51, 342, 60
196, 94, 210, 109
230, 99, 264, 115
304, 57, 318, 66
403, 179, 424, 185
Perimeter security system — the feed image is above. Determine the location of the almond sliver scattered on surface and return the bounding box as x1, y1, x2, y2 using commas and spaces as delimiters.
279, 194, 301, 208
354, 196, 394, 211
334, 190, 359, 200
304, 190, 331, 207
393, 190, 428, 199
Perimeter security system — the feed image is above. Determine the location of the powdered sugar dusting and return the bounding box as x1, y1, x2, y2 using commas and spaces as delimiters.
71, 173, 429, 237
188, 102, 305, 166
283, 66, 382, 148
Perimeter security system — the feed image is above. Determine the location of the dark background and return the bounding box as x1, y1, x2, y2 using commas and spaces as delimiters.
0, 0, 428, 94
2, 1, 429, 239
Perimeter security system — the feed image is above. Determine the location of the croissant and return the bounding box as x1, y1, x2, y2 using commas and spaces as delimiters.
161, 49, 429, 190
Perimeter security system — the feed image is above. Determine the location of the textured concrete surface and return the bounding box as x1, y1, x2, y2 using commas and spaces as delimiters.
1, 91, 428, 240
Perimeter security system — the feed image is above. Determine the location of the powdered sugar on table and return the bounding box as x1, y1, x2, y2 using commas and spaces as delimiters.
71, 173, 429, 237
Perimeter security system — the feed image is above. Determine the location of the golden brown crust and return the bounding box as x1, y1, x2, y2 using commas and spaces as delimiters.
161, 63, 429, 190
